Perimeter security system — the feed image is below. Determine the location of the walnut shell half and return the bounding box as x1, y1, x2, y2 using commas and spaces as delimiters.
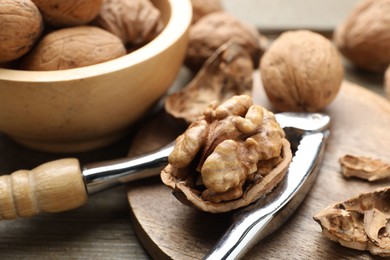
165, 41, 254, 124
313, 187, 390, 257
339, 154, 390, 181
334, 0, 390, 73
161, 95, 292, 213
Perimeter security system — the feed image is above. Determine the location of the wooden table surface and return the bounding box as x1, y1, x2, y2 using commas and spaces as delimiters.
0, 1, 387, 259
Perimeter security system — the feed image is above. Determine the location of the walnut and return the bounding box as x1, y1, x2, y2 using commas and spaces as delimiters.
190, 0, 223, 25
21, 26, 126, 71
93, 0, 164, 46
32, 0, 103, 27
334, 0, 390, 73
260, 30, 344, 112
161, 95, 292, 213
339, 154, 390, 181
0, 0, 43, 63
185, 11, 268, 71
313, 187, 390, 257
165, 41, 254, 124
385, 65, 390, 100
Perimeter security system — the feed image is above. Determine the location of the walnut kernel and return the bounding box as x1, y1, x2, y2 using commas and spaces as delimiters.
161, 95, 292, 213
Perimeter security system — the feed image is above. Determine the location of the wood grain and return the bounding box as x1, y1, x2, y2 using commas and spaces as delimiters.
126, 79, 390, 259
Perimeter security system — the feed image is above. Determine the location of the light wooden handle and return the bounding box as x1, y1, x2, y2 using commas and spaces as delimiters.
0, 158, 88, 220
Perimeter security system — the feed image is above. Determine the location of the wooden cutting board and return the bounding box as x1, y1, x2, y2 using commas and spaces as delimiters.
126, 76, 390, 259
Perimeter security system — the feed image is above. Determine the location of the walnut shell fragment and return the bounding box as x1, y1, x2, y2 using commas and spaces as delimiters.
260, 30, 344, 112
334, 0, 390, 73
21, 26, 126, 71
165, 41, 254, 124
185, 12, 268, 71
313, 187, 390, 257
94, 0, 164, 46
161, 95, 292, 213
340, 154, 390, 181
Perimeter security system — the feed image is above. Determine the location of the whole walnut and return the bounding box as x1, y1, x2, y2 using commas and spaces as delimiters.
0, 0, 43, 63
190, 0, 223, 24
185, 12, 268, 71
334, 0, 390, 73
21, 26, 126, 71
94, 0, 163, 46
260, 30, 344, 112
385, 65, 390, 100
32, 0, 102, 27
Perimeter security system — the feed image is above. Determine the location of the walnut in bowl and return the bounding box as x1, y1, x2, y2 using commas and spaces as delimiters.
0, 0, 192, 153
161, 95, 292, 213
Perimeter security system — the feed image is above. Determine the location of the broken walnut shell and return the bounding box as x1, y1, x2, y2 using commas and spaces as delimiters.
340, 154, 390, 181
334, 0, 390, 73
165, 41, 254, 124
161, 95, 292, 213
260, 30, 344, 112
313, 187, 390, 257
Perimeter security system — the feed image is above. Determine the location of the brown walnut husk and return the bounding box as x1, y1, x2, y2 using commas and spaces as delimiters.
185, 12, 268, 71
32, 0, 102, 27
161, 95, 292, 213
94, 0, 164, 46
334, 0, 390, 73
314, 187, 390, 257
260, 30, 344, 112
0, 0, 43, 63
21, 26, 126, 71
190, 0, 223, 25
165, 41, 254, 124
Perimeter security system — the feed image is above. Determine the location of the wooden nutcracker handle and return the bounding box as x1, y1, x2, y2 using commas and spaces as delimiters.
0, 158, 88, 220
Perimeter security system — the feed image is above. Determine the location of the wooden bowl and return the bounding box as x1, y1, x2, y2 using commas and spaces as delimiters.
0, 0, 192, 153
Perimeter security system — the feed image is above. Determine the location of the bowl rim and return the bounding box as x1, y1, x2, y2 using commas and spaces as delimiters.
0, 0, 192, 82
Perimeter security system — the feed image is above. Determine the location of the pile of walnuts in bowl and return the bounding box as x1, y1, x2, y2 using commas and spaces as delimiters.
0, 0, 163, 70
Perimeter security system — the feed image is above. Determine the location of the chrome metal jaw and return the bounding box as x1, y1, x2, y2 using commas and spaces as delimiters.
204, 113, 330, 260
